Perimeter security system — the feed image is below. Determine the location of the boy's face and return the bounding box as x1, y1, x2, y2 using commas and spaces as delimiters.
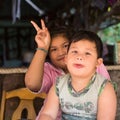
49, 35, 69, 70
65, 39, 103, 77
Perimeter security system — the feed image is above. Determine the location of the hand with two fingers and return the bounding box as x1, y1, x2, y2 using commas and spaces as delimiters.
31, 19, 51, 50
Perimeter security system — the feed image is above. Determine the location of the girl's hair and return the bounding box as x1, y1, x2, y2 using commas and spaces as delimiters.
50, 26, 71, 40
68, 30, 103, 58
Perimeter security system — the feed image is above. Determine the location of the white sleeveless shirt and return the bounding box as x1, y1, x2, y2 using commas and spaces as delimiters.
56, 73, 108, 120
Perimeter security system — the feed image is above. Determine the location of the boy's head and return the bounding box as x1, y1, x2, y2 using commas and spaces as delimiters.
65, 30, 103, 77
68, 30, 103, 58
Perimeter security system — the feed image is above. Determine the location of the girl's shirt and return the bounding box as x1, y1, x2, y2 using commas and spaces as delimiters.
39, 62, 65, 94
96, 63, 110, 80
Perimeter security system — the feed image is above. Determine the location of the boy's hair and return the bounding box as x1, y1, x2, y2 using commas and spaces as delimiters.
68, 30, 103, 58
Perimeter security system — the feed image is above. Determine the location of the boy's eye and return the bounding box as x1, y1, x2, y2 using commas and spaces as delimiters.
85, 52, 91, 55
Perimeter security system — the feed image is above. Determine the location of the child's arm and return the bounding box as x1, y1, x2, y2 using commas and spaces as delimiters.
25, 19, 51, 92
39, 85, 59, 120
97, 82, 117, 120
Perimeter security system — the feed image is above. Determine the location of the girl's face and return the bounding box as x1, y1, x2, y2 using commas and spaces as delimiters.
65, 39, 103, 77
49, 35, 69, 71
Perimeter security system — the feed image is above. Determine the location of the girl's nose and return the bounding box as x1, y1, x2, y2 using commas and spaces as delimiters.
59, 48, 66, 55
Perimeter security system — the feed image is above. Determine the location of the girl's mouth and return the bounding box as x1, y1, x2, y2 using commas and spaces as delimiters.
57, 56, 65, 61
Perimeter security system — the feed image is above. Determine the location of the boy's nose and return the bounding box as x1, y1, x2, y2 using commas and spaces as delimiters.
76, 54, 83, 60
77, 57, 82, 60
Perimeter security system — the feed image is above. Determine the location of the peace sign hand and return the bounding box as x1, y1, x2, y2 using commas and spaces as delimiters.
31, 19, 51, 50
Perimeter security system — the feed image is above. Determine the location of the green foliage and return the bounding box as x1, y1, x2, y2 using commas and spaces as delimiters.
98, 23, 120, 44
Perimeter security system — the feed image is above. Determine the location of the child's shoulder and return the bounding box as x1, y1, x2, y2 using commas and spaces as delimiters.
44, 62, 60, 71
96, 73, 116, 96
56, 74, 70, 87
55, 74, 70, 96
57, 73, 70, 80
96, 73, 109, 83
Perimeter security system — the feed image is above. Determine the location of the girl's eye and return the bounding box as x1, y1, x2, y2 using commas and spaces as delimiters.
64, 44, 69, 48
50, 48, 57, 52
71, 50, 78, 53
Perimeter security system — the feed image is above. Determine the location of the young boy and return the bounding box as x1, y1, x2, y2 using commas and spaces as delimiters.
38, 30, 117, 120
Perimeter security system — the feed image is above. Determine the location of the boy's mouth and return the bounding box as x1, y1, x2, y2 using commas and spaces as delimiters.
73, 63, 84, 69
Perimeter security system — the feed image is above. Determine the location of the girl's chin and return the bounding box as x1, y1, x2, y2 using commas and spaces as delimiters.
55, 63, 66, 68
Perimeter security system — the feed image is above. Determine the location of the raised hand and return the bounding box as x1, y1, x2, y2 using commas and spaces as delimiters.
31, 19, 51, 50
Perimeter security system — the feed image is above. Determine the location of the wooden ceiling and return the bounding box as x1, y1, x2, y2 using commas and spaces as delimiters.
0, 0, 120, 32
0, 0, 65, 20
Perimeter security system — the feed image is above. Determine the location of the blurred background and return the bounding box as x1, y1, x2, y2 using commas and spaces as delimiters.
0, 0, 120, 67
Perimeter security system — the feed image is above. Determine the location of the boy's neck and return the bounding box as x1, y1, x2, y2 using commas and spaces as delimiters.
70, 73, 95, 92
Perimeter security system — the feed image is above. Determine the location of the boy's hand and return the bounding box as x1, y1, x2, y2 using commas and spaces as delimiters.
31, 19, 51, 50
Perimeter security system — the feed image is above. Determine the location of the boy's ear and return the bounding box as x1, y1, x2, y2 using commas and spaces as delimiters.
96, 58, 103, 67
